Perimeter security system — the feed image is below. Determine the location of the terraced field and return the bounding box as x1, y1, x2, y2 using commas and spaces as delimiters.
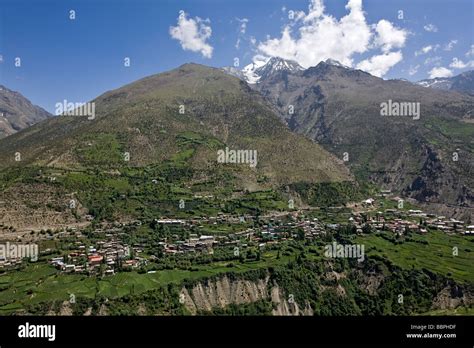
357, 231, 474, 283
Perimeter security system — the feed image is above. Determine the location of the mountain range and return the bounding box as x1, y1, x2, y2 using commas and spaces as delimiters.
0, 64, 356, 230
0, 85, 51, 139
223, 57, 474, 219
1, 59, 473, 222
417, 71, 474, 96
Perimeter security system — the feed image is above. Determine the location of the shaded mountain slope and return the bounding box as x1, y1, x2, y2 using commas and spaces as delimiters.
252, 60, 474, 219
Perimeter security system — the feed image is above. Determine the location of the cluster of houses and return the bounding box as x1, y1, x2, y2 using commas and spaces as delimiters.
353, 196, 472, 235
49, 234, 145, 275
163, 234, 216, 254
153, 198, 473, 255
4, 191, 471, 275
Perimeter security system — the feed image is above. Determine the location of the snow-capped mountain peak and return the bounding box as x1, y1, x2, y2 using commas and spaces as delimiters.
249, 57, 304, 83
416, 77, 453, 90
324, 58, 348, 68
259, 57, 303, 72
416, 70, 474, 95
223, 57, 304, 84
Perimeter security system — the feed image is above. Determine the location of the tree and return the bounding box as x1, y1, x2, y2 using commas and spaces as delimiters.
296, 228, 305, 241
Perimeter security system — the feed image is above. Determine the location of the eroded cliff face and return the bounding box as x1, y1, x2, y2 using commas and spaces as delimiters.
432, 285, 474, 311
178, 270, 473, 316
180, 276, 268, 313
180, 275, 312, 316
28, 268, 473, 316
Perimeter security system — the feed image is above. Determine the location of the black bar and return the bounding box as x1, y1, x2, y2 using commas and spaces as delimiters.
0, 316, 472, 346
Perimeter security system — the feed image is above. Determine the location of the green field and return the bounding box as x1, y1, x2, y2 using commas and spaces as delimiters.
357, 230, 474, 283
0, 248, 298, 314
0, 229, 472, 314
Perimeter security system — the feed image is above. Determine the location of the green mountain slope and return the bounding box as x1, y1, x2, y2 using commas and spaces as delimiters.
0, 64, 353, 231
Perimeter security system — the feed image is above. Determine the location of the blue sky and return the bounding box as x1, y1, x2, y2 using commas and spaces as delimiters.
0, 0, 473, 113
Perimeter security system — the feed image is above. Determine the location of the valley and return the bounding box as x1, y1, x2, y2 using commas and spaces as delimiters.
0, 62, 472, 317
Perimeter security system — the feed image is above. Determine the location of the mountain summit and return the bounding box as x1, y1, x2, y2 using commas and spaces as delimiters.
223, 57, 303, 84
323, 59, 349, 68
223, 57, 356, 84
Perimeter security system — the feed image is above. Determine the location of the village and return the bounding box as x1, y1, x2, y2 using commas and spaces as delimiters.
1, 193, 473, 274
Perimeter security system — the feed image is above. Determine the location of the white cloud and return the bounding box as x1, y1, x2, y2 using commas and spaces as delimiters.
169, 11, 213, 58
408, 64, 420, 76
415, 45, 433, 56
415, 44, 440, 56
374, 20, 407, 53
428, 66, 453, 79
356, 51, 403, 77
443, 39, 457, 51
304, 0, 325, 22
423, 24, 438, 32
236, 18, 249, 34
254, 0, 406, 77
290, 10, 307, 23
466, 45, 474, 57
449, 57, 474, 69
234, 18, 249, 49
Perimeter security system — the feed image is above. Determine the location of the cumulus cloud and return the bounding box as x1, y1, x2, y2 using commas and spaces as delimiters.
428, 66, 453, 79
253, 0, 407, 76
169, 11, 213, 58
356, 51, 403, 77
449, 57, 474, 69
374, 20, 407, 53
305, 0, 326, 21
423, 24, 438, 32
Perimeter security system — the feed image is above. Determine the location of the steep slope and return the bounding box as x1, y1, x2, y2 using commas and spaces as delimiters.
417, 70, 474, 96
0, 63, 350, 184
0, 64, 353, 231
252, 60, 474, 219
0, 85, 51, 138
